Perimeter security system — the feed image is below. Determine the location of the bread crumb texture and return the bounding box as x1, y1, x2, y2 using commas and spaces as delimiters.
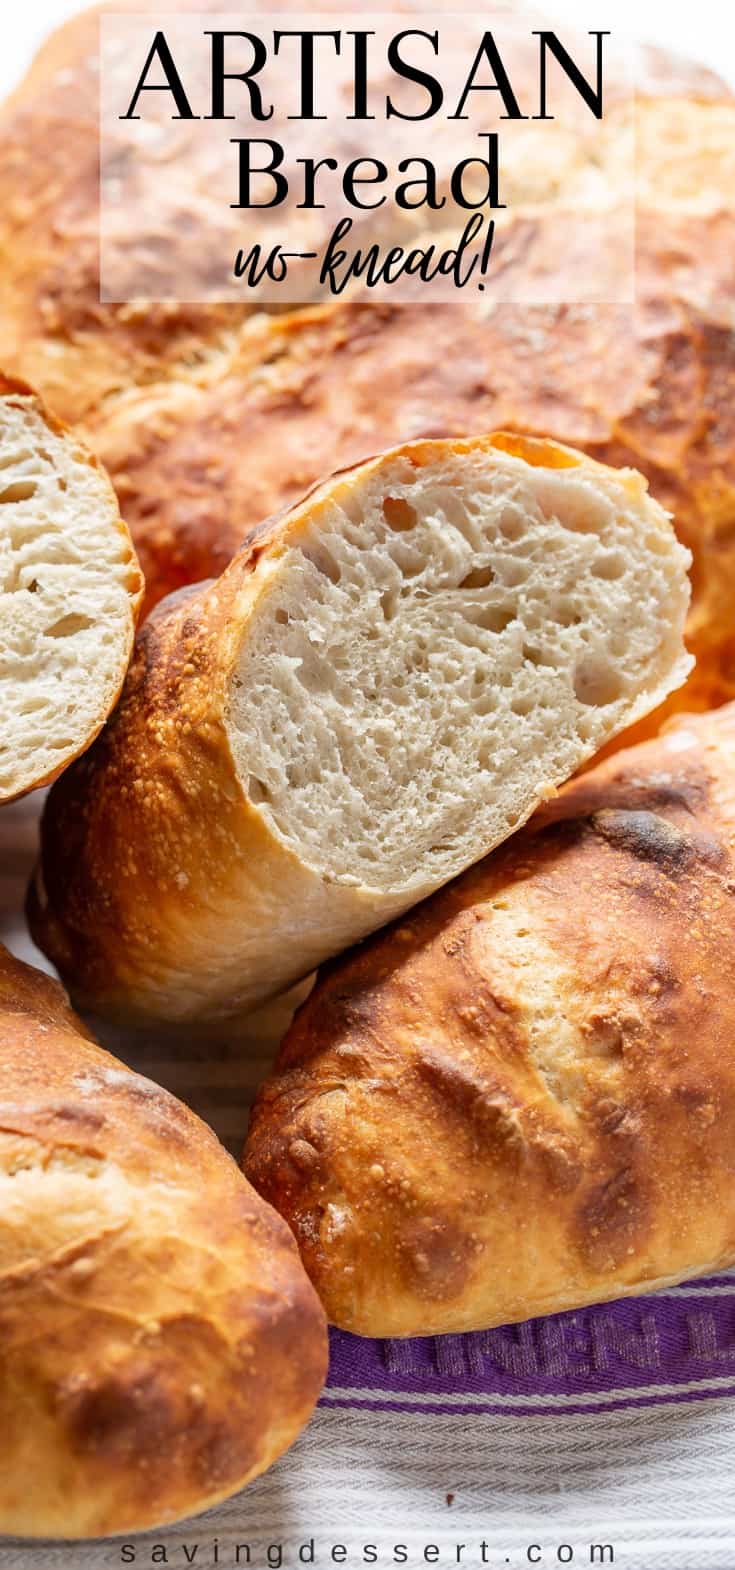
228, 438, 692, 892
0, 384, 141, 801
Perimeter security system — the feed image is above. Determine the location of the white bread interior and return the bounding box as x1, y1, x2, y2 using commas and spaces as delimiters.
227, 438, 693, 899
0, 387, 141, 802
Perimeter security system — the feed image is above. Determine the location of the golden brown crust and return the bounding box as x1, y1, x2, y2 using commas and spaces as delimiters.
244, 702, 735, 1336
0, 942, 326, 1537
0, 106, 248, 428
88, 207, 735, 728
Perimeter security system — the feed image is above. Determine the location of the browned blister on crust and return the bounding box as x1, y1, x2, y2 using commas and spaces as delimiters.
0, 945, 326, 1538
244, 703, 735, 1336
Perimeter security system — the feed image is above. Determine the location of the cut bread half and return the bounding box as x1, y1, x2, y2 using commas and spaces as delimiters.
30, 434, 692, 1024
0, 376, 142, 802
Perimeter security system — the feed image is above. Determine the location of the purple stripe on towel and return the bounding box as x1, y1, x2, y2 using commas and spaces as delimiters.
326, 1284, 735, 1412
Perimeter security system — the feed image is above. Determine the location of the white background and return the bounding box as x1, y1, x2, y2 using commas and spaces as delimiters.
1, 0, 734, 100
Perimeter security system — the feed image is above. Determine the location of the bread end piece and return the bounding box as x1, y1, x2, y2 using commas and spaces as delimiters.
0, 374, 143, 802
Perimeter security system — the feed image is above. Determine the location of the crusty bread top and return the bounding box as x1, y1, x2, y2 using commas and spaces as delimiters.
0, 943, 326, 1537
0, 0, 732, 428
0, 373, 142, 802
245, 702, 735, 1336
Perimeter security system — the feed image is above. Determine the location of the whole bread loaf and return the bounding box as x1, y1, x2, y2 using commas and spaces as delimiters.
0, 373, 142, 803
244, 703, 735, 1336
29, 433, 690, 1024
0, 942, 326, 1537
1, 4, 730, 419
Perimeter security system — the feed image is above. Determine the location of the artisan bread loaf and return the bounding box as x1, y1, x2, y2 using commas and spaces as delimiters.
29, 433, 690, 1024
0, 942, 326, 1538
0, 375, 141, 803
245, 702, 735, 1337
0, 0, 731, 435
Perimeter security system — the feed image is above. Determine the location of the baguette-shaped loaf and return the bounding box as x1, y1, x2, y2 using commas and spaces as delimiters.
0, 374, 142, 802
0, 944, 326, 1538
29, 434, 691, 1024
245, 703, 735, 1337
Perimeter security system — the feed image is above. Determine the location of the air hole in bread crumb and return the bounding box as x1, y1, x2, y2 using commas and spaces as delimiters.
460, 564, 496, 590
248, 776, 271, 804
382, 496, 417, 533
464, 604, 515, 634
552, 598, 581, 627
498, 508, 525, 541
46, 613, 93, 639
499, 560, 529, 588
0, 448, 32, 470
574, 656, 622, 706
275, 608, 289, 625
592, 551, 625, 581
306, 545, 341, 584
0, 480, 37, 504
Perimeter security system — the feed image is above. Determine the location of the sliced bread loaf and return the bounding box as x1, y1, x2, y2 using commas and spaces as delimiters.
29, 433, 691, 1022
